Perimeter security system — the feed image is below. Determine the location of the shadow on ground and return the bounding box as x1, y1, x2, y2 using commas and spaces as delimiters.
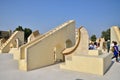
75, 79, 83, 80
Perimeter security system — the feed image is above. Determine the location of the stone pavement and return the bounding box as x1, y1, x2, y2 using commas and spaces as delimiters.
0, 54, 120, 80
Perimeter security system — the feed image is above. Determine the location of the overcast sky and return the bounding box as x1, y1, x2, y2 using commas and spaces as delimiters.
0, 0, 120, 37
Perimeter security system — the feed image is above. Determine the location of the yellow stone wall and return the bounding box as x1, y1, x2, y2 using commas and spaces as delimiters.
27, 30, 40, 43
60, 27, 112, 75
0, 31, 24, 53
19, 20, 76, 70
88, 50, 102, 56
111, 26, 120, 44
60, 53, 112, 75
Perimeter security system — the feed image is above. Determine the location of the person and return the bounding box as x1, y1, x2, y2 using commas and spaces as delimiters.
97, 39, 101, 47
89, 43, 94, 50
93, 42, 97, 49
107, 40, 110, 53
111, 41, 119, 62
103, 40, 107, 51
118, 44, 120, 57
110, 41, 115, 52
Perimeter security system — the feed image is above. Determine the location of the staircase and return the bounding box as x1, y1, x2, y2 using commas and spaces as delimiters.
0, 31, 24, 53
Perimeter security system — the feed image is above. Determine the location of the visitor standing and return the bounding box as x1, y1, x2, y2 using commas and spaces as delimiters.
103, 40, 107, 51
110, 41, 115, 52
107, 40, 110, 53
111, 41, 119, 62
118, 44, 120, 57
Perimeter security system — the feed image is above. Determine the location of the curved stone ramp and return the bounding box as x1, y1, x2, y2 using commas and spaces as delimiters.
62, 27, 82, 55
60, 27, 112, 75
62, 26, 89, 57
111, 26, 120, 44
0, 31, 24, 53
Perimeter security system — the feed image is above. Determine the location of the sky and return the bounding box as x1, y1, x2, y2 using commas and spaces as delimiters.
0, 0, 120, 37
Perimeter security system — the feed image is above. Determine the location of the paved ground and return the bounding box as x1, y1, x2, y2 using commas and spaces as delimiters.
0, 53, 120, 80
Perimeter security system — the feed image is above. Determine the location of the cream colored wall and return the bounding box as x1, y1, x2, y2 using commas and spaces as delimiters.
75, 27, 89, 54
0, 31, 24, 53
60, 26, 112, 75
27, 30, 40, 43
111, 26, 120, 44
0, 38, 6, 47
9, 48, 20, 60
20, 20, 76, 70
20, 34, 45, 59
60, 53, 112, 75
88, 50, 102, 56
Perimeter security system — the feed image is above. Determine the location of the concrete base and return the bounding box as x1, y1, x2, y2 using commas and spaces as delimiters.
1, 53, 120, 80
60, 53, 113, 75
88, 50, 102, 56
19, 60, 27, 71
9, 48, 20, 60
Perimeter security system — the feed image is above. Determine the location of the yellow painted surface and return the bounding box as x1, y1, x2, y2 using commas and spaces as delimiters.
2, 20, 112, 76
111, 26, 120, 44
60, 53, 112, 75
9, 48, 20, 60
19, 20, 76, 71
27, 30, 40, 43
60, 26, 112, 75
0, 31, 24, 53
88, 50, 102, 56
19, 60, 27, 71
0, 38, 6, 46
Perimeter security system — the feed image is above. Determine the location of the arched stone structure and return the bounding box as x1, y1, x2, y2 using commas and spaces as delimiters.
53, 44, 63, 62
0, 31, 24, 53
19, 20, 75, 71
65, 39, 73, 48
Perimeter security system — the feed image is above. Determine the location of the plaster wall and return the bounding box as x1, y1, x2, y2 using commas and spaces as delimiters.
75, 27, 89, 54
111, 26, 120, 44
0, 38, 6, 46
0, 31, 24, 53
19, 20, 75, 70
27, 30, 40, 43
60, 53, 112, 75
60, 27, 112, 75
88, 50, 102, 56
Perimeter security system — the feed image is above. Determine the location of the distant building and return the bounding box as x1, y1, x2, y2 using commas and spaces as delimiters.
0, 30, 12, 39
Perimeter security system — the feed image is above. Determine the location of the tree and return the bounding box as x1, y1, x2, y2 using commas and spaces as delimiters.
90, 34, 97, 42
14, 26, 32, 42
14, 26, 24, 32
24, 28, 32, 42
101, 28, 110, 41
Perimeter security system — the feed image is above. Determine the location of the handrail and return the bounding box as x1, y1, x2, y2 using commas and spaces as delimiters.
62, 26, 83, 55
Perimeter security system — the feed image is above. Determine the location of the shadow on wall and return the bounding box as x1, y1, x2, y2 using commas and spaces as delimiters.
66, 39, 73, 48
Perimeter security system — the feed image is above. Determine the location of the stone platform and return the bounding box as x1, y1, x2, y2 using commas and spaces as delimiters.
0, 53, 120, 80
